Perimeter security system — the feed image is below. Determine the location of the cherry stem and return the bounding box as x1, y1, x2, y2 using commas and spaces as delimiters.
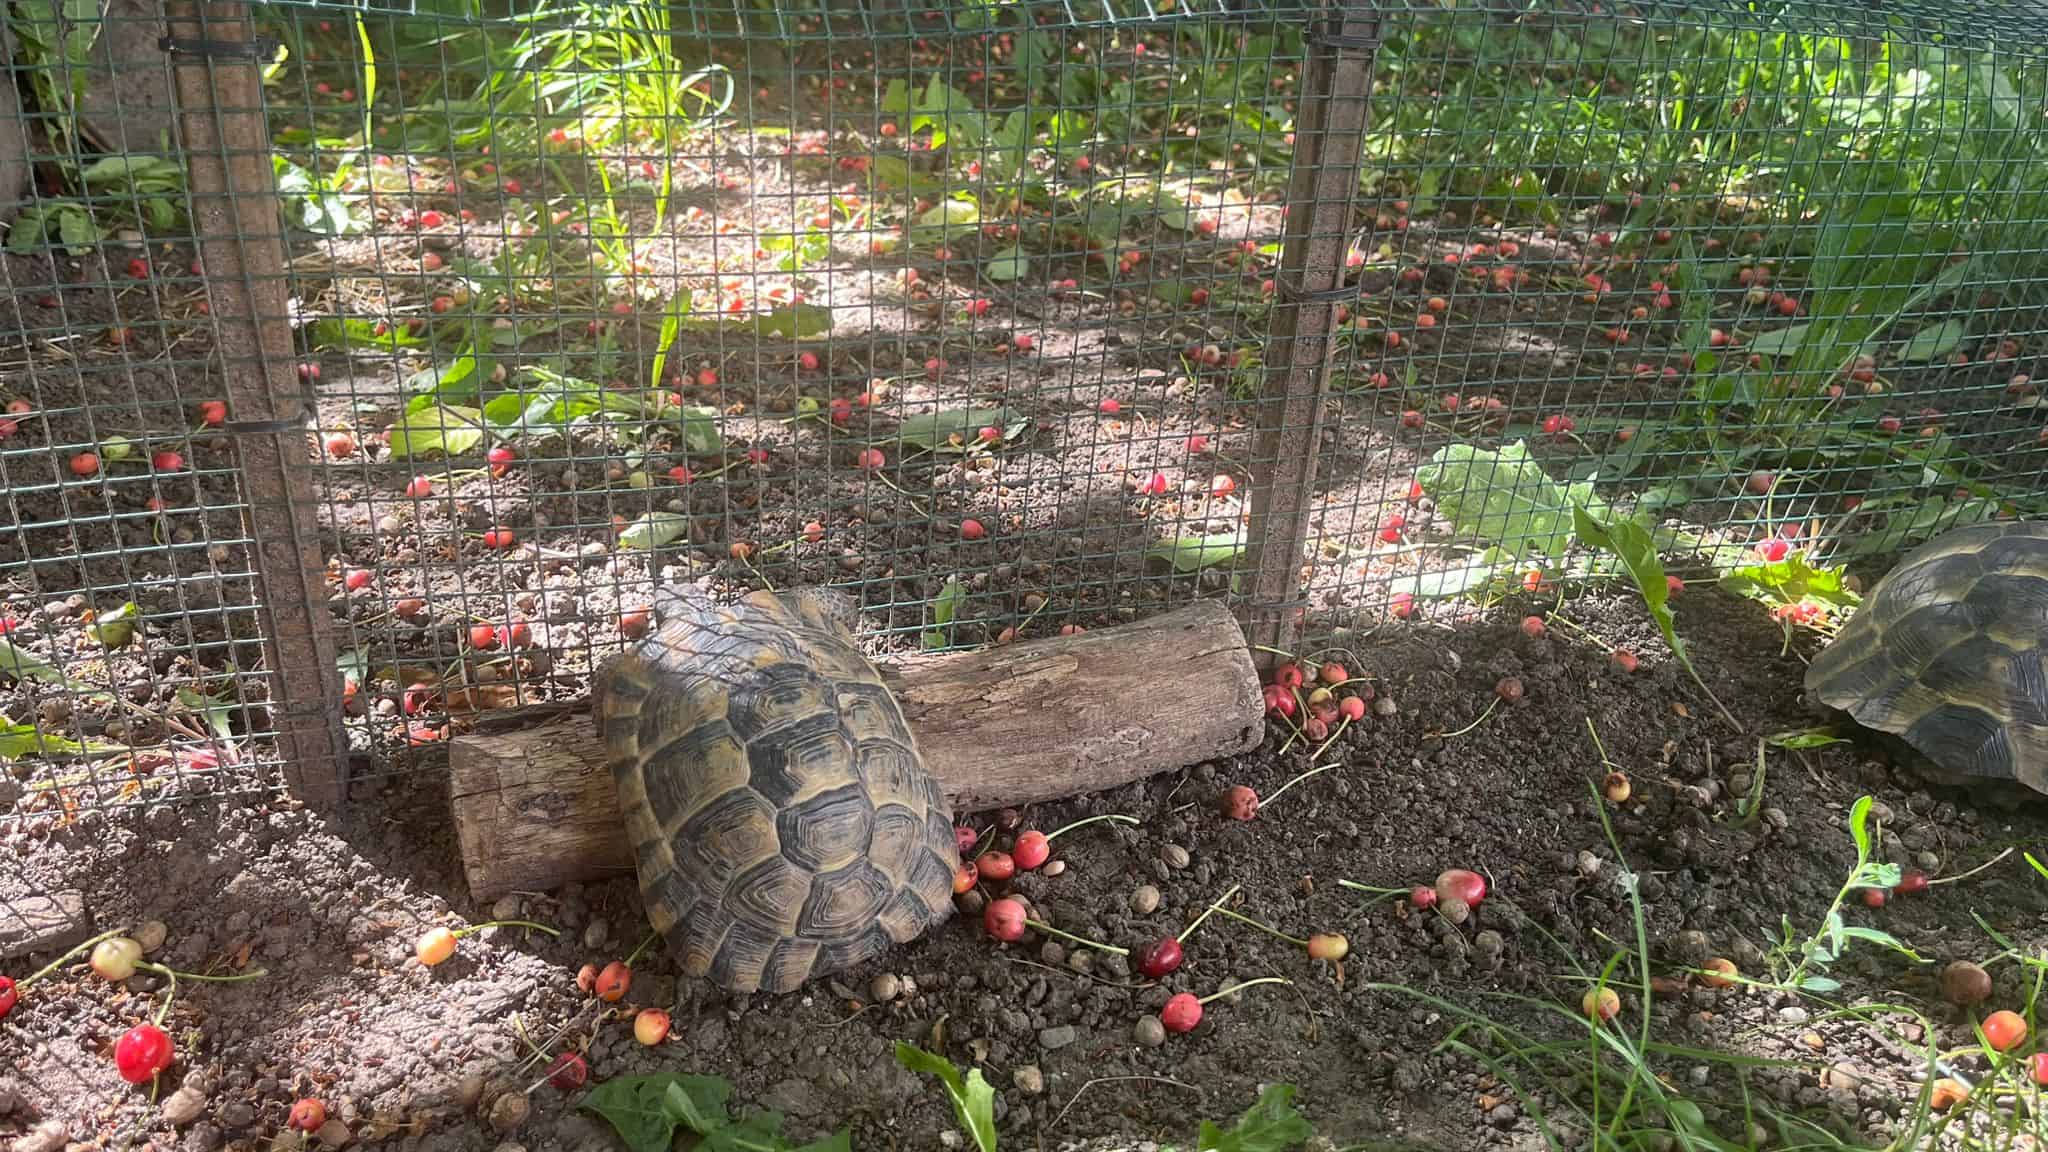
1044, 813, 1139, 843
1024, 919, 1128, 956
1336, 879, 1405, 897
1310, 720, 1351, 761
623, 929, 662, 968
1926, 846, 2015, 887
137, 961, 266, 984
21, 927, 124, 990
1261, 763, 1337, 810
154, 969, 177, 1026
452, 919, 562, 941
1177, 883, 1241, 944
1208, 906, 1309, 949
1196, 976, 1293, 1006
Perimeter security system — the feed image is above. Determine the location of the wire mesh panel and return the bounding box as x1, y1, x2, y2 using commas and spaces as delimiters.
0, 1, 307, 834
253, 0, 1315, 784
1284, 0, 2048, 653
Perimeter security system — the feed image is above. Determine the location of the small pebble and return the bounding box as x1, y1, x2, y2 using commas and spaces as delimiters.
1159, 844, 1190, 870
9, 1120, 66, 1152
135, 919, 168, 953
1042, 860, 1066, 877
870, 973, 901, 1003
1129, 885, 1161, 915
1438, 896, 1471, 925
1038, 1025, 1078, 1050
581, 919, 608, 952
1013, 1066, 1044, 1095
1372, 696, 1397, 716
1132, 1016, 1167, 1047
162, 1084, 208, 1126
486, 1092, 528, 1134
490, 895, 523, 922
315, 1119, 353, 1149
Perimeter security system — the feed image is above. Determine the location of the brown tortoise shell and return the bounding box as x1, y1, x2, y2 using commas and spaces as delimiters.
1805, 519, 2048, 794
592, 585, 960, 994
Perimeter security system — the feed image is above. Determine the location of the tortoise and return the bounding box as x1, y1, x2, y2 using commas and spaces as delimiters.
1804, 519, 2048, 796
591, 584, 961, 995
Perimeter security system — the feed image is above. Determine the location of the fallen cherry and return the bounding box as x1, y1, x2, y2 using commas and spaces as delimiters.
0, 976, 14, 1021
1136, 936, 1183, 979
1010, 813, 1137, 872
982, 897, 1126, 955
1222, 785, 1259, 821
114, 1023, 175, 1084
288, 1099, 327, 1131
1159, 977, 1293, 1035
594, 960, 632, 1002
546, 1051, 589, 1091
634, 1008, 672, 1046
416, 919, 559, 967
978, 850, 1016, 882
1435, 868, 1487, 907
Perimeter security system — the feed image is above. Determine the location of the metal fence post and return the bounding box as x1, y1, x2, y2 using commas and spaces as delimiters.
164, 1, 348, 804
1241, 0, 1379, 670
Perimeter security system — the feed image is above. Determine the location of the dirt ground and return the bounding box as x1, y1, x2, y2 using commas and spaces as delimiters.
8, 575, 2048, 1151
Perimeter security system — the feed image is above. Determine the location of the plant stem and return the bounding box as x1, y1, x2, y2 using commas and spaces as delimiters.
1262, 763, 1336, 810
1927, 847, 2015, 887
623, 928, 661, 968
1196, 976, 1292, 1006
1177, 883, 1241, 943
1044, 813, 1139, 843
137, 962, 266, 983
453, 919, 562, 940
1208, 906, 1308, 948
1336, 879, 1406, 900
1025, 920, 1127, 956
21, 927, 123, 990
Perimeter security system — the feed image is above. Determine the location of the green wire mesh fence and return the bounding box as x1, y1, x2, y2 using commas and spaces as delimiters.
2, 0, 2048, 828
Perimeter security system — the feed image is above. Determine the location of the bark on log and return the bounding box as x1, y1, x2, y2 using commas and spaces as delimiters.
448, 600, 1263, 902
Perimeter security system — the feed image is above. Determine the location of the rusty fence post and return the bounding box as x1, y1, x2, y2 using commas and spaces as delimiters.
1240, 0, 1379, 671
164, 1, 347, 804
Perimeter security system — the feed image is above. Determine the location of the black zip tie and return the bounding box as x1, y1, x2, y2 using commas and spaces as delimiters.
1306, 23, 1378, 51
158, 35, 283, 61
1275, 277, 1361, 304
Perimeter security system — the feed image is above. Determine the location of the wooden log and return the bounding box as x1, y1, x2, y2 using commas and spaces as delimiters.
448, 600, 1263, 902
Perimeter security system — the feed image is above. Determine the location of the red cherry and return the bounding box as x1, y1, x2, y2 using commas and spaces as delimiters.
114, 1023, 174, 1084
983, 897, 1026, 941
0, 975, 15, 1020
1012, 830, 1049, 870
978, 850, 1016, 882
1160, 992, 1202, 1033
546, 1051, 588, 1091
1136, 936, 1183, 979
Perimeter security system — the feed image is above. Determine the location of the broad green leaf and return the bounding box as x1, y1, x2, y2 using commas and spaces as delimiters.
892, 407, 1021, 451
680, 406, 724, 455
386, 404, 486, 458
0, 721, 111, 760
0, 640, 93, 694
910, 197, 982, 244
1899, 319, 1966, 363
580, 1073, 704, 1152
686, 303, 833, 342
931, 577, 964, 628
1148, 532, 1247, 573
1745, 324, 1810, 357
1845, 497, 1996, 557
1418, 441, 1599, 562
983, 244, 1029, 282
1798, 975, 1842, 993
311, 316, 425, 353
336, 648, 371, 689
405, 354, 477, 395
1848, 795, 1876, 863
895, 1044, 996, 1152
1717, 551, 1862, 620
617, 512, 690, 550
86, 601, 140, 649
1196, 1084, 1314, 1152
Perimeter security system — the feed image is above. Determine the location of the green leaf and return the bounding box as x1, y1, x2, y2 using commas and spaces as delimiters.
1798, 975, 1842, 993
1899, 319, 1967, 363
1844, 497, 1996, 558
1848, 795, 1876, 864
1147, 531, 1247, 573
892, 407, 1022, 452
1197, 1084, 1314, 1151
1717, 550, 1862, 622
86, 601, 141, 649
1765, 728, 1846, 750
1390, 549, 1517, 600
386, 404, 486, 458
1745, 323, 1810, 357
617, 512, 690, 550
175, 686, 237, 742
0, 640, 91, 694
931, 578, 964, 628
336, 649, 371, 690
1416, 441, 1599, 562
983, 244, 1029, 282
685, 303, 834, 342
2027, 851, 2048, 882
680, 406, 724, 455
405, 354, 478, 396
581, 1074, 685, 1152
1573, 505, 1707, 694
910, 197, 982, 244
1838, 924, 1919, 960
895, 1044, 997, 1152
0, 721, 112, 760
311, 316, 424, 353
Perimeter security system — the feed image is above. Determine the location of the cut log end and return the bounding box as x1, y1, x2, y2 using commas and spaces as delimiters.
448, 600, 1264, 901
